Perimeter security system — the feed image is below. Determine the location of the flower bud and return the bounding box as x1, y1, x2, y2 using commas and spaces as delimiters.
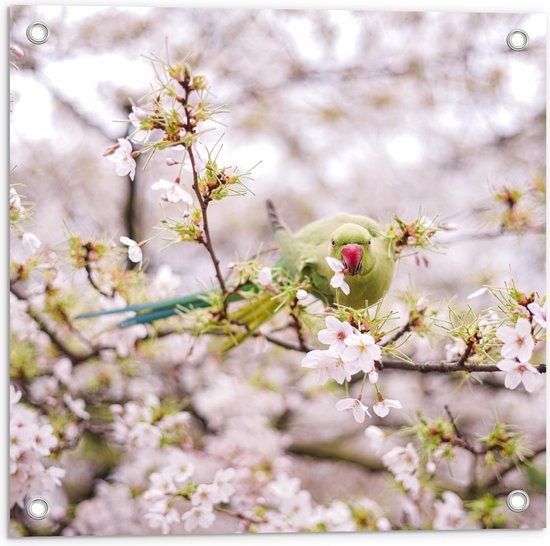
10, 44, 24, 58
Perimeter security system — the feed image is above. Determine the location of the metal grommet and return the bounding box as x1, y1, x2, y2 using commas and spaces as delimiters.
26, 22, 50, 45
25, 497, 50, 520
506, 29, 529, 51
506, 490, 530, 513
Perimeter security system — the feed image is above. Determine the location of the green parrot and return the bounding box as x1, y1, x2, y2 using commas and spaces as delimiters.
76, 201, 395, 347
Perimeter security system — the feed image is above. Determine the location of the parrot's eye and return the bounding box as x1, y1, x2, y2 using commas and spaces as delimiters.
331, 240, 335, 247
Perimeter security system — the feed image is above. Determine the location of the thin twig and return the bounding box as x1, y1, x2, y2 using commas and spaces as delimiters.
380, 321, 411, 348
182, 86, 227, 303
481, 444, 546, 491
10, 283, 112, 365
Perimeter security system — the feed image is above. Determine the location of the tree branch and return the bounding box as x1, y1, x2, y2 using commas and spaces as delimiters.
182, 89, 227, 302
263, 333, 546, 375
10, 283, 112, 365
481, 444, 546, 492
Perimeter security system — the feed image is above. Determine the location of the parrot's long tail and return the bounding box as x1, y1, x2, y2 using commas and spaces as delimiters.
266, 199, 289, 233
75, 286, 257, 329
75, 284, 283, 352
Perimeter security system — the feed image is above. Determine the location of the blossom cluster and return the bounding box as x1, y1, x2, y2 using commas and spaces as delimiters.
381, 440, 473, 530
495, 307, 545, 393
302, 316, 401, 422
10, 386, 65, 509
110, 396, 192, 450
143, 451, 236, 534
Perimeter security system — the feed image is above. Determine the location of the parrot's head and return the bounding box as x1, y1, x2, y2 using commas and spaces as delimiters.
329, 223, 376, 276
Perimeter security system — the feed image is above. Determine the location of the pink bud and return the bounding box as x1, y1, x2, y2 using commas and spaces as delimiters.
165, 158, 179, 166
10, 44, 24, 58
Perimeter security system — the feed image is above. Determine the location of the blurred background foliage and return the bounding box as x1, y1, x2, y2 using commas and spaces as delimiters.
10, 7, 545, 296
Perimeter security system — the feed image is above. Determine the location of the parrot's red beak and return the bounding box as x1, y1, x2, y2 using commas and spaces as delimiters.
341, 244, 363, 275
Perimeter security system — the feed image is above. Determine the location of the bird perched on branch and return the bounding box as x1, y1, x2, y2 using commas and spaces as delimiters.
77, 200, 395, 348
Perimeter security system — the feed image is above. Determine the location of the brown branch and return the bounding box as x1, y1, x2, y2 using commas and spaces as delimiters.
444, 405, 478, 455
481, 444, 546, 491
441, 224, 545, 244
380, 321, 411, 348
10, 283, 112, 365
182, 86, 227, 303
289, 300, 308, 352
263, 333, 306, 352
456, 337, 476, 368
287, 441, 385, 473
214, 506, 265, 526
262, 333, 547, 375
376, 359, 546, 374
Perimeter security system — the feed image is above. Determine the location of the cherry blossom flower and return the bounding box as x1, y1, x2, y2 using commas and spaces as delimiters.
10, 187, 22, 213
335, 397, 371, 423
258, 266, 273, 287
373, 397, 402, 418
151, 178, 193, 205
433, 491, 469, 530
63, 394, 90, 420
213, 468, 236, 503
128, 422, 162, 448
166, 452, 195, 484
120, 236, 143, 267
497, 359, 539, 392
106, 138, 136, 180
153, 468, 179, 492
364, 425, 386, 453
318, 316, 353, 349
191, 483, 221, 508
265, 474, 301, 502
22, 232, 42, 254
128, 105, 147, 126
145, 500, 180, 535
528, 302, 546, 329
33, 425, 58, 456
301, 347, 354, 384
145, 510, 179, 535
395, 471, 420, 493
325, 257, 350, 295
496, 317, 534, 362
181, 505, 215, 532
29, 376, 58, 403
343, 332, 381, 373
382, 443, 419, 475
128, 106, 150, 143
53, 358, 72, 384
